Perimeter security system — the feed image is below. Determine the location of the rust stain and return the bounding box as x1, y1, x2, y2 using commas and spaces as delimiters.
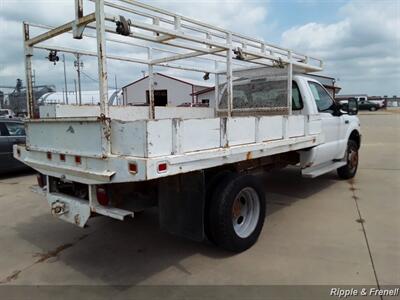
33, 243, 73, 263
0, 270, 21, 284
246, 151, 252, 160
0, 234, 89, 284
349, 186, 357, 192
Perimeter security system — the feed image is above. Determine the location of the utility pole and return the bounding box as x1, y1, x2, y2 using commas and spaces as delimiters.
74, 54, 83, 105
74, 79, 78, 104
114, 74, 118, 105
62, 54, 68, 104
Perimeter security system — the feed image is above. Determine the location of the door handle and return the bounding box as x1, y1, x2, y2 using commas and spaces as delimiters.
344, 120, 349, 124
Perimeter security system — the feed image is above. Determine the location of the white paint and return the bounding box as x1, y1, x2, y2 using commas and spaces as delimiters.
147, 119, 173, 157
111, 120, 147, 156
258, 116, 283, 141
155, 107, 214, 119
227, 117, 256, 146
287, 115, 305, 137
181, 118, 220, 152
26, 120, 105, 158
39, 104, 214, 120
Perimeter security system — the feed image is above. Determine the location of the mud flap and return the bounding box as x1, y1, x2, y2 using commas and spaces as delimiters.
158, 171, 205, 242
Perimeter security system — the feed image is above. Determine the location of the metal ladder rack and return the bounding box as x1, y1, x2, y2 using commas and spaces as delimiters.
23, 0, 323, 119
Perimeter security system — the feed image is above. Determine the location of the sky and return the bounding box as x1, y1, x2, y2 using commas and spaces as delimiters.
0, 0, 399, 97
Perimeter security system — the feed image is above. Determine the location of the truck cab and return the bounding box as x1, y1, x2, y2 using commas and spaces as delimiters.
295, 76, 361, 178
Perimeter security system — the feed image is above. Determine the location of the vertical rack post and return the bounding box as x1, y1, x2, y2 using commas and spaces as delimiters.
214, 61, 219, 110
95, 0, 109, 117
23, 22, 35, 119
75, 0, 83, 19
287, 51, 293, 115
148, 47, 155, 119
73, 0, 84, 39
226, 32, 233, 117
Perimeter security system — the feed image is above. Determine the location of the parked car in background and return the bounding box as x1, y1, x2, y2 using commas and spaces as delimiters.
368, 99, 386, 108
0, 119, 30, 174
336, 95, 385, 110
358, 99, 380, 111
0, 109, 16, 119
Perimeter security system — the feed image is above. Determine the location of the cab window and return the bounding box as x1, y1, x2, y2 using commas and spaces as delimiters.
308, 81, 334, 112
4, 122, 25, 136
292, 81, 303, 110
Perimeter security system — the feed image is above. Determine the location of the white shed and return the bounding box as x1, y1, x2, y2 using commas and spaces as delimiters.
192, 87, 217, 108
122, 73, 213, 106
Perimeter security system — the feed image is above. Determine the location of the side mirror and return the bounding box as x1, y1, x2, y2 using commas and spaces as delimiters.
347, 98, 358, 115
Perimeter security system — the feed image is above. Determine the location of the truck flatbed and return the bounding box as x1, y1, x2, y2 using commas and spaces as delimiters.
16, 103, 322, 184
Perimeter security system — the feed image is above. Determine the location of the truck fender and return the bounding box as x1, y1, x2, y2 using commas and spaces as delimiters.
338, 127, 361, 159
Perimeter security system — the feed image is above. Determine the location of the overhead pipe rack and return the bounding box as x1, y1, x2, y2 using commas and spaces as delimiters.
23, 0, 323, 119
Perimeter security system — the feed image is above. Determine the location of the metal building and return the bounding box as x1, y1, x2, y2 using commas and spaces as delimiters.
122, 73, 213, 106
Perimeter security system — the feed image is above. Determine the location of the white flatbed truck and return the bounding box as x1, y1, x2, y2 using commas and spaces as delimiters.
15, 0, 361, 252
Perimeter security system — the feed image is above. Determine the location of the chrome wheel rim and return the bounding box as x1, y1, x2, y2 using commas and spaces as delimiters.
232, 187, 260, 238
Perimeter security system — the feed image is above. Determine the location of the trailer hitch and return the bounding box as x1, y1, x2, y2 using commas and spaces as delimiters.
51, 200, 68, 216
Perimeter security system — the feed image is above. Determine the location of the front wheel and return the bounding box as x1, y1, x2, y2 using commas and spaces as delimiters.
337, 140, 359, 179
369, 106, 377, 111
208, 173, 266, 252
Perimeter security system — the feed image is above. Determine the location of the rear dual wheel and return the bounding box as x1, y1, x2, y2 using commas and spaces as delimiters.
206, 173, 266, 252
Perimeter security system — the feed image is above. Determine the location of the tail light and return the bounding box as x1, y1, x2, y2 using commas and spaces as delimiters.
60, 154, 66, 161
128, 162, 137, 174
46, 152, 52, 160
157, 162, 167, 173
75, 155, 81, 164
96, 185, 109, 206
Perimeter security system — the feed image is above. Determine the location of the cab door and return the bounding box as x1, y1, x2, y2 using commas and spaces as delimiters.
308, 81, 344, 164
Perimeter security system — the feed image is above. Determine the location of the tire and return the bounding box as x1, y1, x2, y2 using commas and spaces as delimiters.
369, 106, 377, 111
204, 170, 232, 244
337, 140, 359, 179
208, 173, 266, 252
